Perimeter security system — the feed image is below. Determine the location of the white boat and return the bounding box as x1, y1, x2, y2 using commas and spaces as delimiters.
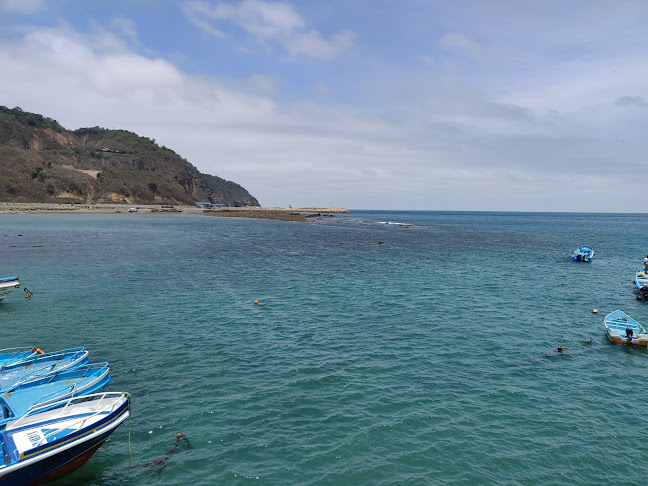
0, 277, 20, 302
128, 207, 138, 213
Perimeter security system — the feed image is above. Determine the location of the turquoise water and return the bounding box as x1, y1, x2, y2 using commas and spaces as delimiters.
1, 211, 647, 485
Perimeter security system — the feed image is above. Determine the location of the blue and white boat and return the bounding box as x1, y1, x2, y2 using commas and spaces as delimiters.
635, 269, 648, 299
0, 363, 111, 428
0, 348, 37, 367
0, 277, 20, 302
604, 310, 648, 347
0, 348, 89, 392
571, 245, 594, 262
0, 392, 129, 485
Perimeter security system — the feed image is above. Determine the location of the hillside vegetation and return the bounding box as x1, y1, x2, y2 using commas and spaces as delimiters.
0, 106, 259, 206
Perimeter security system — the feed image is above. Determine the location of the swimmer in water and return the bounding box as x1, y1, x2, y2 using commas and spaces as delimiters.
138, 433, 193, 476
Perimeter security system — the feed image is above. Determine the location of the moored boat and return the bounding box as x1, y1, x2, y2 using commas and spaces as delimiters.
571, 245, 594, 262
0, 348, 36, 366
0, 363, 111, 428
635, 269, 648, 299
0, 392, 129, 485
0, 277, 20, 302
604, 309, 648, 347
0, 348, 89, 392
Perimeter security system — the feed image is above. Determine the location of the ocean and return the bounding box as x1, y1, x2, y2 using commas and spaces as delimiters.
1, 210, 647, 485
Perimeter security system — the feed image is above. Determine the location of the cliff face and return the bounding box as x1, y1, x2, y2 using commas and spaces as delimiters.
0, 106, 260, 207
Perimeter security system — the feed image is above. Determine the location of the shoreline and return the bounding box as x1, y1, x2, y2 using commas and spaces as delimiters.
0, 203, 351, 222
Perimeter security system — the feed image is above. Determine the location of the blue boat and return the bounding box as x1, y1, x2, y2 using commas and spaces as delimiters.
0, 348, 36, 366
0, 277, 20, 303
635, 269, 648, 294
571, 245, 594, 262
0, 392, 129, 485
0, 363, 111, 428
604, 310, 648, 347
0, 348, 89, 392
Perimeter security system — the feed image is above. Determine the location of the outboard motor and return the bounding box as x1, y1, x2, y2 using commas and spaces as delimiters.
626, 327, 634, 342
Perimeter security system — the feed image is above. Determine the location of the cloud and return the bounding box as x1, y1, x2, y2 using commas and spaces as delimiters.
615, 95, 648, 107
181, 1, 227, 37
194, 0, 304, 38
439, 33, 486, 63
286, 29, 353, 61
110, 17, 139, 46
222, 73, 278, 95
311, 83, 331, 96
0, 0, 45, 14
182, 0, 353, 60
1, 20, 648, 211
419, 55, 435, 66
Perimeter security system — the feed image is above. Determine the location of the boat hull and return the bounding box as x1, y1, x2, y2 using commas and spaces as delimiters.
605, 329, 648, 347
0, 427, 114, 485
0, 278, 20, 303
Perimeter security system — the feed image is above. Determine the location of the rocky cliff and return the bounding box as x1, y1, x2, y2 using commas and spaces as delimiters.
0, 106, 259, 207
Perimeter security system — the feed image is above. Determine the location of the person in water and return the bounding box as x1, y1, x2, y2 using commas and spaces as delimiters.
557, 345, 563, 352
138, 433, 193, 475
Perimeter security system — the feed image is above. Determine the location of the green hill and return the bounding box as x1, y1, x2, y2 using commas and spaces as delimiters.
0, 106, 259, 207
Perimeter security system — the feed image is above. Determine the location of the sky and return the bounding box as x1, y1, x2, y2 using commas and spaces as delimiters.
1, 0, 647, 211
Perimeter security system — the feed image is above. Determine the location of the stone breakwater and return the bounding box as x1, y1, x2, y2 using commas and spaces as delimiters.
0, 203, 350, 222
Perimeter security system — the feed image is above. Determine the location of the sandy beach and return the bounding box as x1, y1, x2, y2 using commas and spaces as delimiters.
0, 203, 350, 222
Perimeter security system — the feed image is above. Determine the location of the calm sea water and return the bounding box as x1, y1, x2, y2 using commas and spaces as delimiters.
1, 210, 647, 485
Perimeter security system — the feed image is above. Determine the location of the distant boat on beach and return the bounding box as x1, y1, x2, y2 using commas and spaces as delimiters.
0, 277, 20, 302
571, 245, 593, 262
128, 207, 138, 213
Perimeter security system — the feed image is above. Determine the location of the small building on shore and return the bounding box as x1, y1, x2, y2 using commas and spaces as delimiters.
196, 202, 228, 208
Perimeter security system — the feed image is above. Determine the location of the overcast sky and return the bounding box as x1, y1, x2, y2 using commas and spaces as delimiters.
1, 0, 647, 211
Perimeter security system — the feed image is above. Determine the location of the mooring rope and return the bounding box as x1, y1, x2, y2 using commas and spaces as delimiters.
125, 392, 133, 461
